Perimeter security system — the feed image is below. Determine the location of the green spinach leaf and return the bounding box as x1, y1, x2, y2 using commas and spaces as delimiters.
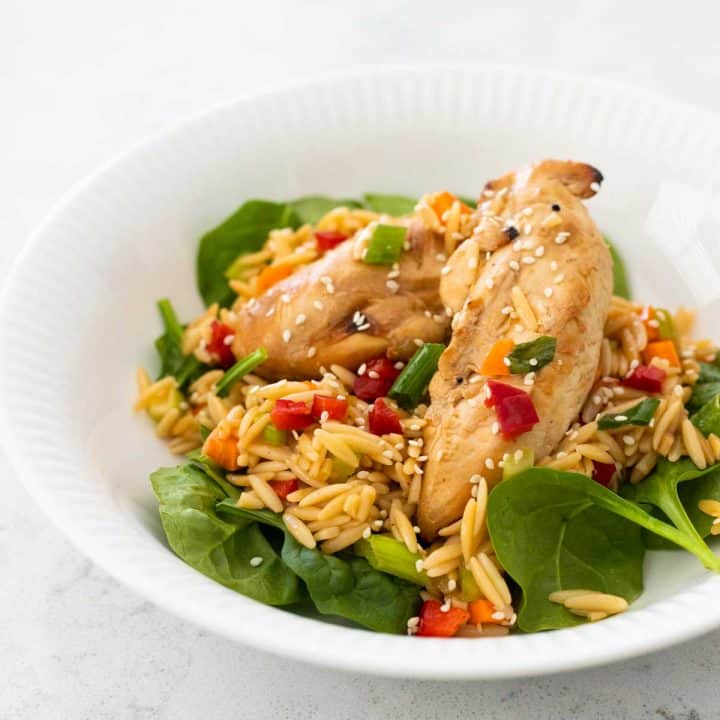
197, 200, 300, 307
678, 471, 720, 538
151, 464, 302, 605
604, 235, 631, 300
289, 196, 362, 224
362, 193, 417, 215
597, 398, 660, 430
217, 503, 421, 633
154, 298, 204, 388
692, 395, 720, 438
487, 468, 645, 632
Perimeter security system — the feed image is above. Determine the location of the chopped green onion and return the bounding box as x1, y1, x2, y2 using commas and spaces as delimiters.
389, 343, 445, 409
597, 397, 660, 430
147, 387, 183, 422
507, 336, 556, 374
502, 448, 535, 480
215, 347, 268, 397
655, 308, 676, 341
363, 224, 407, 265
354, 535, 426, 585
262, 421, 287, 446
329, 457, 355, 481
459, 566, 483, 601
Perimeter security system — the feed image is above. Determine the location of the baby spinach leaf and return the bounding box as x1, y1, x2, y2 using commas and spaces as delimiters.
362, 193, 417, 215
507, 336, 556, 374
154, 298, 204, 389
217, 503, 421, 633
197, 200, 300, 307
622, 457, 720, 568
487, 468, 645, 632
678, 471, 720, 539
604, 235, 631, 300
289, 196, 362, 224
688, 380, 720, 414
692, 395, 720, 437
151, 464, 302, 605
597, 398, 660, 430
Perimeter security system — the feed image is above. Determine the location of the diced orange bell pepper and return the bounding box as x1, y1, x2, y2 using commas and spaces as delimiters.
429, 191, 472, 220
256, 263, 294, 293
643, 340, 680, 369
202, 428, 239, 471
468, 598, 505, 625
479, 339, 514, 376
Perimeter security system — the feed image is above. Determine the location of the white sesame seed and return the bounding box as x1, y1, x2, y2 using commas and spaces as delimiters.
295, 313, 307, 325
281, 293, 291, 303
320, 410, 329, 424
386, 279, 400, 293
502, 357, 511, 367
509, 260, 520, 271
440, 602, 451, 613
550, 260, 559, 271
415, 559, 424, 572
485, 458, 495, 470
394, 361, 405, 370
523, 372, 535, 386
469, 474, 483, 484
555, 232, 570, 245
491, 611, 506, 621
357, 363, 367, 375
544, 287, 553, 298
223, 334, 235, 346
529, 358, 539, 366
265, 307, 276, 317
282, 329, 292, 343
436, 252, 447, 262
306, 346, 317, 358
522, 256, 536, 265
590, 181, 601, 192
469, 374, 482, 384
501, 305, 513, 315
436, 450, 444, 461
447, 579, 457, 592
554, 273, 566, 284
362, 527, 372, 539
535, 245, 545, 257
513, 240, 523, 252
486, 278, 494, 289
445, 305, 454, 317
524, 223, 533, 235
414, 338, 424, 347
249, 556, 264, 567
491, 421, 500, 435
615, 415, 628, 422
368, 370, 380, 379
440, 266, 451, 276
387, 269, 400, 279
623, 435, 635, 445
522, 207, 533, 216
313, 300, 324, 311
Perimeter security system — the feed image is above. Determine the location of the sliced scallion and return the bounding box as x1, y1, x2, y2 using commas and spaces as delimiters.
507, 336, 556, 374
354, 535, 426, 585
262, 420, 287, 446
215, 347, 268, 397
598, 397, 660, 430
363, 224, 407, 265
388, 343, 445, 409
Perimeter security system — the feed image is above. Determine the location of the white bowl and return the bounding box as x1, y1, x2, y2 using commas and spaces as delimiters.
3, 66, 720, 679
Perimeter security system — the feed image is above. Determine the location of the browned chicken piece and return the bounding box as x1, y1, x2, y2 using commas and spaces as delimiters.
418, 160, 612, 538
229, 221, 449, 379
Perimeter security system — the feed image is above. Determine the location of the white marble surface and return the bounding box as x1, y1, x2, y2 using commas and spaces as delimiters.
4, 0, 720, 717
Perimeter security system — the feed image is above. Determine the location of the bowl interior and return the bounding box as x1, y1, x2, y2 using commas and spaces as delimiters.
3, 67, 720, 678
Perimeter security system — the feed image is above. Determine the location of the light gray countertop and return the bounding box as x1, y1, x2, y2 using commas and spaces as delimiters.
4, 0, 720, 716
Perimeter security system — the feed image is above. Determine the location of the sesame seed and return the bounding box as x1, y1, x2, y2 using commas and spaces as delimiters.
615, 415, 628, 421
509, 260, 520, 271
282, 329, 292, 343
436, 450, 444, 461
550, 260, 559, 271
265, 307, 276, 317
502, 357, 511, 366
440, 602, 451, 613
306, 346, 317, 358
387, 269, 400, 279
544, 287, 553, 298
485, 458, 495, 470
448, 579, 457, 591
555, 232, 570, 245
557, 451, 568, 459
491, 611, 506, 621
313, 300, 324, 311
281, 293, 291, 303
535, 246, 545, 257
368, 370, 380, 379
590, 181, 601, 192
362, 527, 372, 539
513, 239, 523, 252
554, 273, 565, 284
524, 223, 533, 235
529, 358, 539, 366
295, 313, 307, 325
469, 374, 482, 384
223, 334, 235, 346
522, 256, 536, 265
357, 363, 367, 375
414, 338, 424, 347
440, 266, 451, 276
522, 207, 533, 216
491, 421, 500, 435
523, 372, 535, 386
623, 435, 635, 445
501, 305, 513, 315
469, 474, 483, 484
320, 410, 329, 423
436, 252, 447, 262
486, 278, 494, 289
415, 559, 424, 572
386, 279, 400, 293
445, 305, 454, 317
394, 361, 405, 370
249, 556, 264, 567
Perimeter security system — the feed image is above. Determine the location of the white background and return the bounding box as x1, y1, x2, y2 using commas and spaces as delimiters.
4, 1, 720, 717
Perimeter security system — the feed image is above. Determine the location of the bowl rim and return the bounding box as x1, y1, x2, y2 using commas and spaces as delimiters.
3, 63, 720, 679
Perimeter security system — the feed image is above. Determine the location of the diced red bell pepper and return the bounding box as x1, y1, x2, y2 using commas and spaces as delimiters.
368, 398, 403, 436
270, 399, 314, 431
315, 230, 348, 253
416, 599, 469, 638
621, 364, 666, 394
495, 391, 540, 440
270, 478, 299, 500
207, 321, 235, 369
311, 394, 348, 421
352, 356, 401, 402
592, 461, 616, 487
484, 379, 527, 408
